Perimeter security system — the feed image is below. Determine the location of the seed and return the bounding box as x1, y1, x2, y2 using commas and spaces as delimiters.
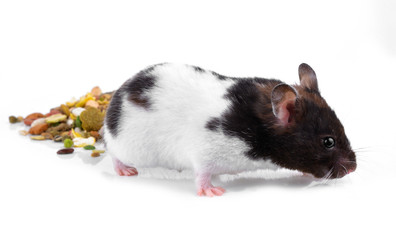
45, 114, 67, 124
23, 118, 34, 126
24, 113, 44, 126
45, 109, 61, 117
92, 149, 105, 154
28, 123, 49, 135
53, 135, 63, 142
57, 148, 74, 154
91, 86, 102, 99
19, 130, 29, 136
83, 145, 96, 150
91, 152, 100, 157
31, 118, 46, 128
60, 104, 70, 116
30, 136, 46, 140
9, 116, 18, 123
63, 138, 73, 148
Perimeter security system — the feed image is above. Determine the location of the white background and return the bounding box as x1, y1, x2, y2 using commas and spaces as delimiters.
1, 0, 396, 239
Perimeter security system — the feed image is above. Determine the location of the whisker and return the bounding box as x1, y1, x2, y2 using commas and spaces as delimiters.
353, 147, 374, 150
354, 151, 374, 155
339, 163, 348, 175
322, 166, 334, 185
355, 153, 370, 157
354, 150, 374, 153
352, 145, 378, 149
353, 145, 385, 154
342, 159, 356, 162
306, 166, 336, 188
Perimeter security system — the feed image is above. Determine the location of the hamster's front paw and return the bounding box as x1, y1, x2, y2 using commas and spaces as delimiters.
197, 186, 226, 197
195, 171, 225, 197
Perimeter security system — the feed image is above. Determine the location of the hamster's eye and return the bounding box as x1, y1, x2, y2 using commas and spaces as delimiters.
323, 137, 335, 149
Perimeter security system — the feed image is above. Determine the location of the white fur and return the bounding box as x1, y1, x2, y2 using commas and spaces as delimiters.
104, 63, 279, 177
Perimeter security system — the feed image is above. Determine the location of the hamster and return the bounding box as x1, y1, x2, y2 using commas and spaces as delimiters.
104, 63, 356, 197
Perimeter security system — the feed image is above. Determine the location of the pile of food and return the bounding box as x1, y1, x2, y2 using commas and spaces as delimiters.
9, 86, 112, 157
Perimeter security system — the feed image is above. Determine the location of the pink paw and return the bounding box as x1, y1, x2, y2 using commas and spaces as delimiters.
197, 186, 225, 197
113, 158, 138, 176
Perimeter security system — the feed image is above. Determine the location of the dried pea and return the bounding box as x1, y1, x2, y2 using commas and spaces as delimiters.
63, 138, 73, 148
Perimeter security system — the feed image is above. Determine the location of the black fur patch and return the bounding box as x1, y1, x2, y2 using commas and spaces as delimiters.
220, 78, 281, 159
123, 66, 158, 109
190, 64, 228, 81
192, 66, 205, 73
205, 117, 221, 131
105, 64, 162, 137
105, 89, 124, 137
211, 71, 228, 80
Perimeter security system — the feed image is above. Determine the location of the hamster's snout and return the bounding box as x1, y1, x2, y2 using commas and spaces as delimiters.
329, 156, 357, 179
311, 154, 357, 179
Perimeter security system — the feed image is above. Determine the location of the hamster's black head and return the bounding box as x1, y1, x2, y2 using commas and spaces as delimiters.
268, 63, 356, 179
276, 95, 357, 179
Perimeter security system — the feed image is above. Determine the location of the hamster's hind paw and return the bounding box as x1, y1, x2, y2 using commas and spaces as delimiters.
113, 158, 138, 176
197, 186, 226, 197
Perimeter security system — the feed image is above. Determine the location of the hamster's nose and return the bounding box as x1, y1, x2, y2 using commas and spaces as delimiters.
347, 164, 356, 174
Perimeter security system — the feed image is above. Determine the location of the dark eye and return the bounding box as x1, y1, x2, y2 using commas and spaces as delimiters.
323, 137, 335, 149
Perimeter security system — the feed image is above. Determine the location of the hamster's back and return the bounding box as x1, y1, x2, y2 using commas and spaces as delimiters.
104, 63, 236, 169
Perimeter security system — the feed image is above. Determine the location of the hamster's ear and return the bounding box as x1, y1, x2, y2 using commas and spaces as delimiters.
298, 63, 318, 91
271, 84, 298, 126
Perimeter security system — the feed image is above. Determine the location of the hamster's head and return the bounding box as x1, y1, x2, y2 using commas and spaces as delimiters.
270, 63, 356, 179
